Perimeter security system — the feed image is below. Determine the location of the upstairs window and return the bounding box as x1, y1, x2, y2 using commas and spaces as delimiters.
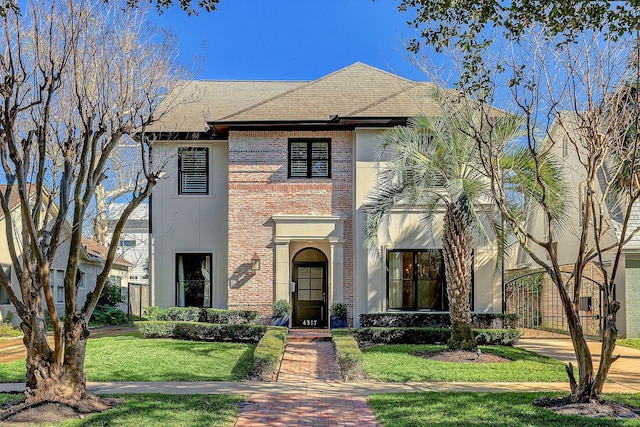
178, 147, 209, 194
288, 139, 331, 178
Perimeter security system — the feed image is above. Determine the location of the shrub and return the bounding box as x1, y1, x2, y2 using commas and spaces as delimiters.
142, 307, 258, 324
3, 311, 15, 325
252, 327, 287, 381
272, 300, 292, 318
91, 305, 129, 326
474, 329, 521, 345
332, 329, 366, 381
143, 307, 201, 321
0, 322, 22, 338
134, 321, 268, 343
198, 308, 257, 324
352, 327, 521, 346
98, 278, 125, 307
329, 302, 348, 318
359, 312, 519, 329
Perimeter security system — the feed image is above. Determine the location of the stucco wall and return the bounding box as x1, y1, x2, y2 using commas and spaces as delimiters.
150, 140, 229, 309
353, 128, 502, 326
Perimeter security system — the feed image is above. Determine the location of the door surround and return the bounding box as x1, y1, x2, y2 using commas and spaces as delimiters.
272, 214, 346, 322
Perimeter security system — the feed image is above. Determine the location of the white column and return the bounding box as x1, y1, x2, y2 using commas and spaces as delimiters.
274, 239, 291, 302
329, 239, 344, 303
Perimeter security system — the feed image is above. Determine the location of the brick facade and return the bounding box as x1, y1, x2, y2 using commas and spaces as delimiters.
227, 130, 354, 320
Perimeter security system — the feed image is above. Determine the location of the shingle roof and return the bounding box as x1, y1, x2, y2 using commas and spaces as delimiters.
149, 80, 305, 132
0, 184, 36, 220
218, 62, 439, 122
150, 63, 445, 133
82, 238, 131, 268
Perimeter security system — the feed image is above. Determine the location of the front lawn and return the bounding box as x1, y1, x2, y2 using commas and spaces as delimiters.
369, 392, 640, 427
0, 393, 245, 427
362, 344, 567, 382
617, 338, 640, 351
0, 333, 255, 382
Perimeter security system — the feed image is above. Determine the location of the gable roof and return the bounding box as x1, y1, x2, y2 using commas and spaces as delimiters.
0, 184, 37, 220
82, 238, 132, 270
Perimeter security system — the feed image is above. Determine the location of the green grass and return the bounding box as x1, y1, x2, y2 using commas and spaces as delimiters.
617, 338, 640, 351
0, 393, 245, 426
369, 392, 640, 426
0, 333, 255, 382
362, 344, 567, 382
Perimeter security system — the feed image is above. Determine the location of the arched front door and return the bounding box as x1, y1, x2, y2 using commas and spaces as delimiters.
292, 248, 328, 328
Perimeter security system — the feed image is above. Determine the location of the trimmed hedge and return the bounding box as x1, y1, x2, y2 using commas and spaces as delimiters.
352, 327, 521, 346
134, 321, 267, 343
332, 329, 366, 382
142, 307, 257, 324
199, 308, 257, 324
359, 312, 518, 329
252, 327, 288, 381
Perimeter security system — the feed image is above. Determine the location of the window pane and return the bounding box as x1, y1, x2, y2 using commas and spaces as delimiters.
310, 278, 323, 290
310, 290, 323, 301
299, 290, 311, 300
311, 160, 329, 177
298, 278, 310, 290
290, 160, 308, 177
290, 142, 307, 159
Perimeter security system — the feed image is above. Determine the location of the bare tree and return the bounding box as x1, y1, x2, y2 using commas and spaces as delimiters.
443, 30, 640, 403
0, 0, 179, 413
92, 142, 141, 245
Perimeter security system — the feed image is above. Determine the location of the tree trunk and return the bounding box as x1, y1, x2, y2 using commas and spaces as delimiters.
442, 202, 477, 351
555, 280, 596, 403
18, 314, 119, 413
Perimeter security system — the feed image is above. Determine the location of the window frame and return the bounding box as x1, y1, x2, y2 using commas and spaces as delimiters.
175, 252, 213, 308
178, 147, 209, 195
0, 264, 11, 304
288, 139, 331, 179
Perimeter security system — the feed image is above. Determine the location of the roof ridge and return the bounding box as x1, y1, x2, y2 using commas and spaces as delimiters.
217, 62, 414, 122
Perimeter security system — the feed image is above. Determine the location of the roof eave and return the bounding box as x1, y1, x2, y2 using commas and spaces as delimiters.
208, 116, 410, 138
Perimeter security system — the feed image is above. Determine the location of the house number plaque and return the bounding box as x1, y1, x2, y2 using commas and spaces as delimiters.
302, 319, 318, 326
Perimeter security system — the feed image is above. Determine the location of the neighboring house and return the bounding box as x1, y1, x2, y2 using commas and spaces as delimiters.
81, 238, 132, 313
507, 114, 640, 338
106, 203, 150, 315
106, 202, 149, 287
0, 184, 131, 321
149, 63, 503, 327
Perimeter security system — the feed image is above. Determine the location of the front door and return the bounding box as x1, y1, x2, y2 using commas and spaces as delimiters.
293, 262, 327, 327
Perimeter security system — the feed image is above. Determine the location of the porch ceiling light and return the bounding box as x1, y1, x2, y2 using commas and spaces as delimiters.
251, 253, 261, 272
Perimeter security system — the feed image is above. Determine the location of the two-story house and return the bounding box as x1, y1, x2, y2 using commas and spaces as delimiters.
149, 63, 503, 327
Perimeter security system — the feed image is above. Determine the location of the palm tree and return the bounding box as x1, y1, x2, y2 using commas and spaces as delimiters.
365, 113, 520, 350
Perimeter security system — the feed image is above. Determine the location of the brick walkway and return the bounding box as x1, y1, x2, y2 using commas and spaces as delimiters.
234, 329, 381, 427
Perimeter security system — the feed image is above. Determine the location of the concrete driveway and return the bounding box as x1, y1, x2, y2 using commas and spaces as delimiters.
517, 335, 640, 392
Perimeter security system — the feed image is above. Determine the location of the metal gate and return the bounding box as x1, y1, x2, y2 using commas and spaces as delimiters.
505, 264, 603, 338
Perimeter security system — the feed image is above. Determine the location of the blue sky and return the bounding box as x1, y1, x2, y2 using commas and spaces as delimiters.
148, 0, 432, 82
